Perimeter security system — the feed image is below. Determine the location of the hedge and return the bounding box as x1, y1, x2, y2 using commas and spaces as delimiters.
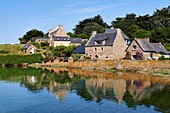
0, 54, 43, 65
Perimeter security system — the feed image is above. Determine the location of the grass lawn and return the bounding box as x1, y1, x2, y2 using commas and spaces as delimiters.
0, 44, 25, 55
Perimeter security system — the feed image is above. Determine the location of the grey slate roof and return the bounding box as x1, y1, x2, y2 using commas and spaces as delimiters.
134, 38, 168, 54
53, 36, 70, 41
22, 44, 32, 50
135, 38, 155, 52
151, 43, 168, 54
53, 36, 82, 43
86, 33, 117, 47
105, 29, 117, 33
86, 28, 129, 47
70, 38, 82, 43
105, 28, 129, 40
32, 37, 49, 41
73, 45, 85, 54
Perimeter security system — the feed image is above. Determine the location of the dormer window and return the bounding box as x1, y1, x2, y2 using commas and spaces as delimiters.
95, 40, 105, 45
97, 41, 102, 44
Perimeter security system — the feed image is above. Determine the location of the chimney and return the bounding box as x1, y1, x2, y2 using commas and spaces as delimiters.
92, 31, 97, 37
53, 26, 57, 30
144, 38, 150, 42
59, 25, 63, 29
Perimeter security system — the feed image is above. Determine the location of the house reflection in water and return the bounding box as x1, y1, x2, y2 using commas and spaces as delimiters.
85, 78, 127, 105
49, 81, 71, 102
21, 68, 168, 106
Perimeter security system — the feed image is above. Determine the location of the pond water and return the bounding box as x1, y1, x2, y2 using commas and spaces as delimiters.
0, 68, 170, 113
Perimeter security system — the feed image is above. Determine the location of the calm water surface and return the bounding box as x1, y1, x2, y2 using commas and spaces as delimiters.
0, 68, 170, 113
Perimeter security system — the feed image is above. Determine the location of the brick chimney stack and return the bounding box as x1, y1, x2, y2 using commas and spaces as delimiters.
92, 31, 97, 37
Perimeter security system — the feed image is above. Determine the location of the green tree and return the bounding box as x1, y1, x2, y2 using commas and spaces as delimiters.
128, 24, 141, 41
73, 15, 109, 35
19, 29, 44, 44
83, 22, 105, 36
65, 45, 76, 57
152, 5, 170, 28
54, 46, 67, 57
132, 29, 151, 38
111, 13, 137, 34
151, 27, 170, 44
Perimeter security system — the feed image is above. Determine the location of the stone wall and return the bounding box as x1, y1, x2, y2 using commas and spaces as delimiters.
45, 60, 170, 71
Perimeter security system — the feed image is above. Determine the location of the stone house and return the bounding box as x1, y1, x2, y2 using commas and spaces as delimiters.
126, 38, 169, 60
48, 25, 83, 47
48, 25, 69, 38
85, 28, 130, 60
22, 44, 37, 54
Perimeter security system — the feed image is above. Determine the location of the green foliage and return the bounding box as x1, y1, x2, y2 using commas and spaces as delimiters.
71, 54, 81, 61
158, 56, 170, 60
0, 54, 43, 65
54, 46, 67, 57
73, 15, 109, 36
53, 45, 76, 57
77, 33, 89, 39
127, 25, 141, 41
151, 27, 170, 44
132, 29, 151, 38
65, 45, 76, 57
19, 29, 44, 44
77, 87, 93, 101
83, 22, 105, 36
0, 44, 24, 55
41, 41, 49, 47
67, 32, 89, 39
31, 42, 41, 49
111, 5, 170, 43
164, 44, 170, 51
0, 50, 9, 54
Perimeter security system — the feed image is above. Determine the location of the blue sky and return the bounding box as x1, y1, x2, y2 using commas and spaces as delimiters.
0, 0, 169, 44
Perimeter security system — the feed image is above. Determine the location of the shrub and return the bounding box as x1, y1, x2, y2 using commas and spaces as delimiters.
158, 56, 170, 60
71, 54, 81, 61
0, 54, 43, 65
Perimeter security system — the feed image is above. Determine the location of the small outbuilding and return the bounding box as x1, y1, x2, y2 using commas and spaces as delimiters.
73, 45, 85, 54
22, 44, 37, 54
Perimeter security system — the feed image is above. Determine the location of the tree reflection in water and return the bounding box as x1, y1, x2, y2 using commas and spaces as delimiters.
0, 67, 170, 113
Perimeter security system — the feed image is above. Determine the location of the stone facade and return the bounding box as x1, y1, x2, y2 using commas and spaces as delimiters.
126, 38, 169, 60
48, 25, 69, 38
85, 28, 129, 60
53, 40, 70, 47
48, 25, 83, 47
126, 40, 151, 60
22, 44, 37, 54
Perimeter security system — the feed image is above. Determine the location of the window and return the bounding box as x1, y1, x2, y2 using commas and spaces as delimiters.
133, 45, 137, 51
94, 48, 97, 51
96, 41, 102, 45
101, 47, 104, 52
95, 40, 105, 45
95, 55, 98, 59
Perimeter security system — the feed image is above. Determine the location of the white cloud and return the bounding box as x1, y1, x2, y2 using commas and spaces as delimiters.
63, 3, 127, 15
